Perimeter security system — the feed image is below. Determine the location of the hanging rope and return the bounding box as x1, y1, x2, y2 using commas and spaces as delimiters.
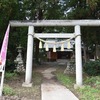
34, 33, 81, 52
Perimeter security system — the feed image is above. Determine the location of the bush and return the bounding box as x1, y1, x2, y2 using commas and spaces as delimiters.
84, 60, 100, 76
6, 59, 16, 72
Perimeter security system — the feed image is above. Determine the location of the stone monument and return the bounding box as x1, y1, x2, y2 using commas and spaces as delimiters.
14, 45, 25, 72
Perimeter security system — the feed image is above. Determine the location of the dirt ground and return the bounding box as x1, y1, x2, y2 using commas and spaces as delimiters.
3, 65, 44, 100
2, 62, 67, 100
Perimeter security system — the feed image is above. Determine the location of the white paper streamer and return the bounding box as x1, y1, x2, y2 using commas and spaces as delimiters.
67, 41, 71, 49
53, 45, 56, 52
61, 43, 64, 51
39, 41, 42, 49
45, 43, 49, 51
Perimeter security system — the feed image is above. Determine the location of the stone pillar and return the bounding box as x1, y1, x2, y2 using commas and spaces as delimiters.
22, 26, 34, 87
75, 25, 83, 86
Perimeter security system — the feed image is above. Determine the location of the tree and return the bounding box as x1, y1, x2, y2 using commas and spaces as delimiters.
0, 0, 68, 65
0, 0, 28, 70
21, 0, 66, 63
66, 0, 100, 61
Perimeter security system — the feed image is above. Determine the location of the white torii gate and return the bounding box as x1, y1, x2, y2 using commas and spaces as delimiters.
10, 20, 100, 87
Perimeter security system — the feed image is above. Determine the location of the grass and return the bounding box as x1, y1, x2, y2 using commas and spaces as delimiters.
3, 85, 15, 96
5, 72, 18, 79
56, 72, 75, 88
55, 67, 100, 100
13, 71, 43, 100
4, 70, 43, 100
78, 85, 100, 100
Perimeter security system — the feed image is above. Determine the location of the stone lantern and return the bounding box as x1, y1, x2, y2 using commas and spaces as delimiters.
14, 45, 25, 72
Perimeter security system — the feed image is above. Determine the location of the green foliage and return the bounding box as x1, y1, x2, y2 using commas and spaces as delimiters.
84, 76, 100, 89
56, 72, 75, 88
84, 60, 100, 76
78, 85, 100, 100
85, 76, 100, 84
0, 0, 67, 65
6, 60, 16, 71
86, 0, 99, 10
67, 0, 100, 59
5, 72, 18, 79
3, 85, 15, 96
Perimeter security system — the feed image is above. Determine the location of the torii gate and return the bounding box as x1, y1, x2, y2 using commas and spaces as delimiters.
10, 20, 100, 87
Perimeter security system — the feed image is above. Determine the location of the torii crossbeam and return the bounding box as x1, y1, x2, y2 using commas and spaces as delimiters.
10, 20, 100, 26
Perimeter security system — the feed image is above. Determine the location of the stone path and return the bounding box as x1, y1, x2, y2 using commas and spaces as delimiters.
41, 68, 56, 79
41, 67, 79, 100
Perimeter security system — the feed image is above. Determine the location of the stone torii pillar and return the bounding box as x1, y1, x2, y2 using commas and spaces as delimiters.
22, 26, 34, 87
75, 25, 83, 87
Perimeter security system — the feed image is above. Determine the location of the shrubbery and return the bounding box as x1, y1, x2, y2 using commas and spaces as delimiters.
6, 59, 16, 72
84, 60, 100, 76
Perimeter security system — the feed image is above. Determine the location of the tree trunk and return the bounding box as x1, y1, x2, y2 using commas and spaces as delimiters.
95, 44, 100, 59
